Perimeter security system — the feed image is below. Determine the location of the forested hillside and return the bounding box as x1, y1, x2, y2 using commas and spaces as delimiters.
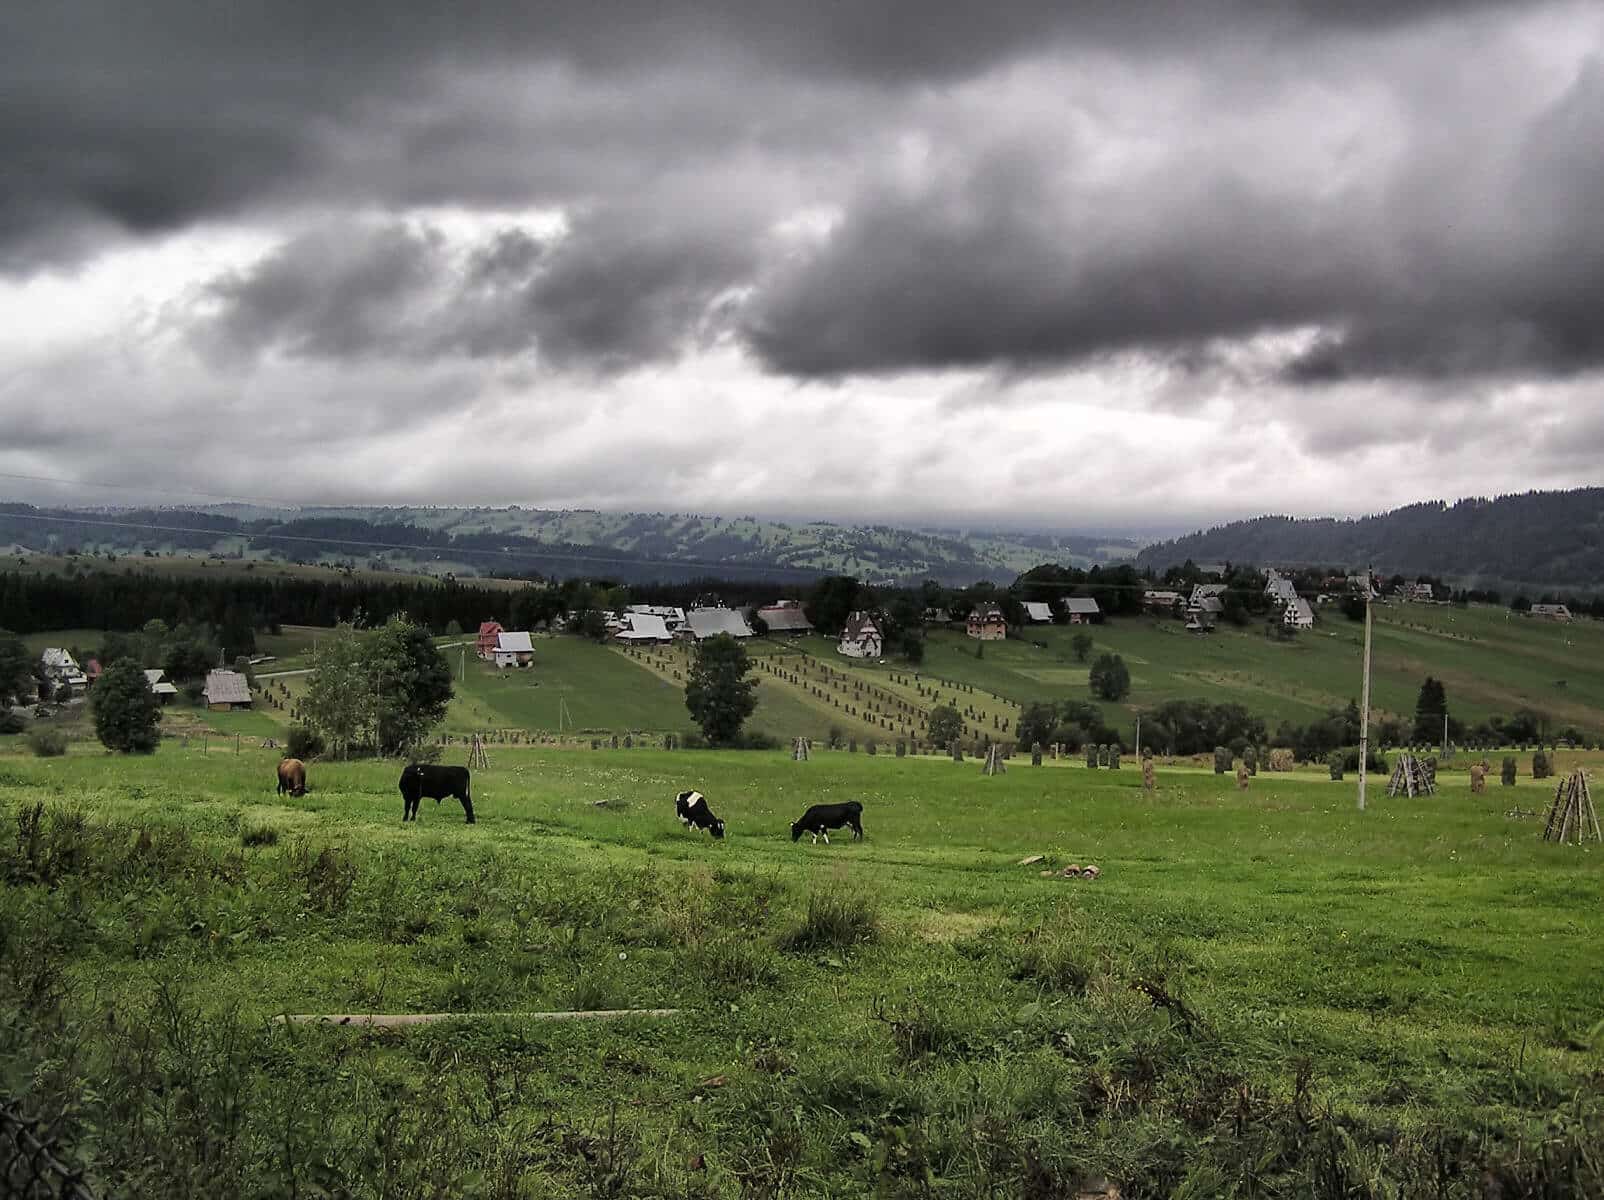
0, 503, 1137, 585
1136, 489, 1604, 593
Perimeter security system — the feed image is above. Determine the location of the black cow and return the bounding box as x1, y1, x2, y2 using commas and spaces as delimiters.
791, 801, 863, 844
674, 790, 725, 838
399, 764, 474, 824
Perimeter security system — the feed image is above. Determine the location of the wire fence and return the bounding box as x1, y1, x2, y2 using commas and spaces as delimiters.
1, 1098, 101, 1200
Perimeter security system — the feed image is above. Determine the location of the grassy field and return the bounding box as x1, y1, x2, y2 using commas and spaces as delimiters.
2, 742, 1600, 1197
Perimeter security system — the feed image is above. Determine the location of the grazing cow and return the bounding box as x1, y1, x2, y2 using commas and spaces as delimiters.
791, 801, 863, 844
399, 764, 474, 824
674, 790, 725, 838
276, 757, 307, 797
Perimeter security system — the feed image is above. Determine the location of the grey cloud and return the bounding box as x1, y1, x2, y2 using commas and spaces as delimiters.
195, 207, 757, 371
0, 0, 1521, 268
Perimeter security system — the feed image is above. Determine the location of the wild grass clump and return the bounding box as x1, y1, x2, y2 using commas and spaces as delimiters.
240, 822, 278, 847
27, 728, 68, 758
776, 892, 878, 953
1012, 926, 1094, 995
691, 934, 781, 990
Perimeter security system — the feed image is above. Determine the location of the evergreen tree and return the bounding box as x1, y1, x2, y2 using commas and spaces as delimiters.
684, 634, 757, 745
1413, 676, 1448, 743
92, 658, 161, 754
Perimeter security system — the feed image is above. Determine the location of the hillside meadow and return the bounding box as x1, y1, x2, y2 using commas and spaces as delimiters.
2, 742, 1601, 1197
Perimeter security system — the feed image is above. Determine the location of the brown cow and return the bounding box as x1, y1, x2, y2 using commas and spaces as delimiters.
276, 758, 307, 797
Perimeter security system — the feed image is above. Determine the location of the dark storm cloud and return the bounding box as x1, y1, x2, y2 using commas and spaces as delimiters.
196, 207, 757, 370
3, 0, 1600, 390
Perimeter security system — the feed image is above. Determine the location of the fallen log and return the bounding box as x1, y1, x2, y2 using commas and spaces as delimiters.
274, 1009, 682, 1028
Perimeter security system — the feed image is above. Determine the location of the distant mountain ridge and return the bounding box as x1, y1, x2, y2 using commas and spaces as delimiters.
0, 502, 1140, 586
1135, 489, 1604, 594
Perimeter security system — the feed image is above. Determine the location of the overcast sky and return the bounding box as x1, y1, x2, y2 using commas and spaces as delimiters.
2, 1, 1602, 534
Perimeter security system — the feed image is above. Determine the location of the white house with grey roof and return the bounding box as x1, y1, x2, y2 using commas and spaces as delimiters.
683, 607, 754, 640
493, 630, 535, 667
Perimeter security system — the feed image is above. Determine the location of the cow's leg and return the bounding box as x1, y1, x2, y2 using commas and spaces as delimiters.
460, 790, 475, 824
810, 832, 819, 844
822, 830, 829, 844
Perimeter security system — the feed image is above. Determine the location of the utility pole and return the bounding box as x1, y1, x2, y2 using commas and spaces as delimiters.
1357, 574, 1373, 811
460, 645, 466, 682
1442, 711, 1448, 761
1134, 713, 1141, 759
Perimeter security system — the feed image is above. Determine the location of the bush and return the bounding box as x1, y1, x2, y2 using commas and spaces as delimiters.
866, 739, 877, 756
0, 709, 23, 735
1108, 744, 1121, 770
1213, 746, 1232, 774
1501, 755, 1518, 786
777, 893, 879, 953
1085, 743, 1098, 769
286, 725, 326, 760
1243, 745, 1258, 776
1532, 751, 1553, 780
1327, 751, 1344, 781
27, 728, 67, 758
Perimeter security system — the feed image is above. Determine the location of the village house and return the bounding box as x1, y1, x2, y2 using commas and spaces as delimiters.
143, 668, 179, 704
1530, 603, 1574, 621
1402, 581, 1435, 602
626, 604, 688, 633
203, 669, 253, 711
1143, 589, 1184, 614
1186, 584, 1226, 621
837, 611, 884, 658
757, 600, 813, 635
476, 621, 504, 660
491, 630, 535, 667
967, 606, 1007, 641
1283, 597, 1315, 629
1346, 574, 1380, 600
615, 612, 672, 644
1264, 572, 1298, 606
1062, 597, 1101, 625
39, 648, 88, 697
1021, 601, 1053, 624
682, 607, 754, 641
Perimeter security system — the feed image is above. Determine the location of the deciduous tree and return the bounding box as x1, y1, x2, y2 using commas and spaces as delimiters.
92, 658, 161, 753
684, 634, 757, 745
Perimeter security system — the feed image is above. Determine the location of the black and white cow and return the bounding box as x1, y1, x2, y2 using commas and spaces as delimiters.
790, 801, 863, 844
674, 790, 725, 838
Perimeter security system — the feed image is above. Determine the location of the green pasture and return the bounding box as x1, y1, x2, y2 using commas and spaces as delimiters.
1, 743, 1600, 1196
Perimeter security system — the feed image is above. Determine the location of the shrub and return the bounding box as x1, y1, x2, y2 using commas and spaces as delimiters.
0, 710, 24, 735
1213, 746, 1232, 774
866, 739, 877, 756
777, 893, 879, 953
1084, 743, 1098, 769
1327, 751, 1344, 781
827, 724, 845, 750
1244, 745, 1258, 776
1532, 751, 1553, 780
1109, 744, 1121, 770
27, 728, 67, 758
285, 725, 326, 760
1501, 755, 1518, 786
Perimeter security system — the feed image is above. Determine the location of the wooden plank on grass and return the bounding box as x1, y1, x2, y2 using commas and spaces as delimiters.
274, 1009, 681, 1028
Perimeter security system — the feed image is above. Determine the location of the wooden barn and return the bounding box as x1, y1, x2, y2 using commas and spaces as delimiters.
203, 669, 253, 711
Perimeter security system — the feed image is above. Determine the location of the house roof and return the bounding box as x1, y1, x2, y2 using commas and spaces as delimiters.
1190, 584, 1226, 602
495, 631, 534, 653
840, 611, 881, 641
143, 668, 179, 695
686, 607, 753, 639
1286, 598, 1314, 623
1196, 596, 1224, 614
203, 670, 252, 704
1144, 590, 1183, 603
478, 620, 502, 635
758, 604, 813, 632
969, 606, 1006, 623
618, 613, 671, 640
1022, 601, 1053, 622
40, 648, 78, 670
1063, 597, 1101, 615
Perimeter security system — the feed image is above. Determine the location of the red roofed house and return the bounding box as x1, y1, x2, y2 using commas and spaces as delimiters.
477, 621, 504, 661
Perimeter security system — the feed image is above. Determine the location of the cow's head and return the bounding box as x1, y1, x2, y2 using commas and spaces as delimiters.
711, 820, 725, 839
790, 821, 803, 842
